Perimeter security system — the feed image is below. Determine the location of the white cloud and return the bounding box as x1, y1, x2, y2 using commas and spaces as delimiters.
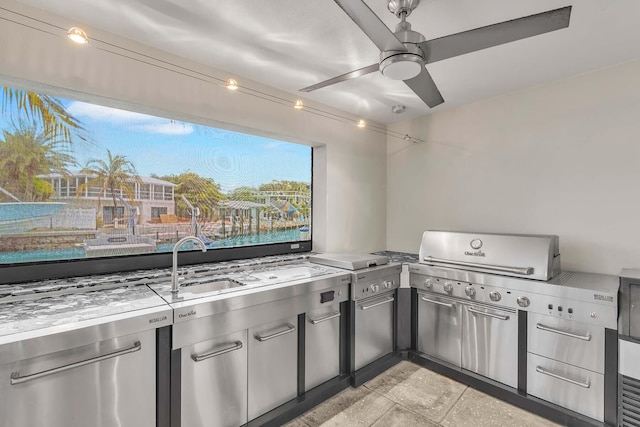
138, 122, 194, 135
66, 101, 194, 135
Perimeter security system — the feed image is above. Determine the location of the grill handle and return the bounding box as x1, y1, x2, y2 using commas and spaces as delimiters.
423, 256, 534, 276
536, 366, 591, 388
191, 341, 243, 362
10, 341, 141, 385
536, 323, 591, 341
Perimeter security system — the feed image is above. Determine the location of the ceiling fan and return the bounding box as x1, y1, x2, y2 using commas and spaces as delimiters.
300, 0, 572, 108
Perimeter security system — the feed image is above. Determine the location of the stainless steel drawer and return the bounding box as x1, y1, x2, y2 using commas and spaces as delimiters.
305, 305, 340, 391
528, 312, 604, 373
181, 330, 248, 427
527, 353, 604, 422
417, 292, 462, 367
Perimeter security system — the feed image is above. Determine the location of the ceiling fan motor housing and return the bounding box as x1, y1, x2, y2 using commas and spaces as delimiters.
379, 24, 426, 81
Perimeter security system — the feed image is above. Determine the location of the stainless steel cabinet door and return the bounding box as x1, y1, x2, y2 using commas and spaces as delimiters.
462, 304, 518, 388
0, 330, 156, 427
248, 316, 298, 421
305, 305, 341, 391
181, 329, 248, 427
417, 292, 462, 367
354, 292, 394, 370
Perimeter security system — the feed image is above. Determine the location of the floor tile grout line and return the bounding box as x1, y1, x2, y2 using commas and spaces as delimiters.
366, 380, 455, 426
369, 402, 400, 427
436, 384, 470, 424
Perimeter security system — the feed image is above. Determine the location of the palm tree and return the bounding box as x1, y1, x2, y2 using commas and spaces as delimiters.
2, 87, 86, 145
78, 150, 141, 215
0, 121, 77, 201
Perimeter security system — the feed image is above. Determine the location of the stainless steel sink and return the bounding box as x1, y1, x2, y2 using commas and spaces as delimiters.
182, 279, 244, 294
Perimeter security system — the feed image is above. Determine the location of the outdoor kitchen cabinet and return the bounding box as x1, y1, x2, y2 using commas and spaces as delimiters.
180, 329, 248, 427
248, 316, 298, 421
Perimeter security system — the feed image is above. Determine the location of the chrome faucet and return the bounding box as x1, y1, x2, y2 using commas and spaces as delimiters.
171, 236, 207, 293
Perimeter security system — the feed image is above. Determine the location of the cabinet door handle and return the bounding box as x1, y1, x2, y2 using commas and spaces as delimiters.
10, 341, 141, 385
308, 311, 341, 324
191, 341, 243, 362
468, 307, 510, 321
255, 323, 296, 342
420, 296, 454, 309
536, 323, 591, 341
359, 296, 394, 310
536, 366, 591, 388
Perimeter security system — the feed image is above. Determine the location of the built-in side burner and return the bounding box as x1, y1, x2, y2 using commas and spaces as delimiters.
310, 252, 402, 386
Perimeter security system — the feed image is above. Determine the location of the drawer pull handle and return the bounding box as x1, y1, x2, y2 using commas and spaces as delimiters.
10, 341, 141, 386
359, 297, 394, 310
536, 323, 591, 341
535, 366, 591, 389
468, 307, 510, 321
309, 311, 341, 324
420, 296, 454, 309
255, 323, 296, 342
191, 341, 243, 362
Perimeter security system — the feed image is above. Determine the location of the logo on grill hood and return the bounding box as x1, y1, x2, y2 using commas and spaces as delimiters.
470, 239, 483, 250
465, 239, 485, 257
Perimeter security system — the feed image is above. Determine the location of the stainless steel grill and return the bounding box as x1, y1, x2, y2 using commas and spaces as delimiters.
411, 230, 618, 424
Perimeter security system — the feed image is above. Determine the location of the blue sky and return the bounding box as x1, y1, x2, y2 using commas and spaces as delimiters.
1, 91, 311, 193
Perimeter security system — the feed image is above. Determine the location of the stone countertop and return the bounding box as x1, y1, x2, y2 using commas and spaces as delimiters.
372, 251, 419, 264
0, 285, 166, 338
0, 253, 310, 338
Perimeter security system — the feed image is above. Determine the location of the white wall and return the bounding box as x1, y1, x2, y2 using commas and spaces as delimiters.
0, 1, 387, 254
387, 59, 640, 275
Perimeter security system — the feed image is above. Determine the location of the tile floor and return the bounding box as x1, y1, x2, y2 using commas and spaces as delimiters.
285, 361, 561, 427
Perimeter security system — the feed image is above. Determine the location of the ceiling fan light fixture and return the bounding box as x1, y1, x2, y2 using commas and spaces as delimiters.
67, 27, 89, 44
380, 53, 424, 80
293, 99, 304, 110
225, 78, 239, 90
356, 119, 366, 128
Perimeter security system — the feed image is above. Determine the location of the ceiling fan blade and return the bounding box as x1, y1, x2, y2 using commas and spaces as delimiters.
333, 0, 406, 52
403, 68, 444, 108
420, 6, 572, 64
300, 63, 380, 92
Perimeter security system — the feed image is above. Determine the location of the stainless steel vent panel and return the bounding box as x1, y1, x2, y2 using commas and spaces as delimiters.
418, 230, 560, 281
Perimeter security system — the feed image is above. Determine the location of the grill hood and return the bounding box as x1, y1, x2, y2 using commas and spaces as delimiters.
418, 230, 560, 281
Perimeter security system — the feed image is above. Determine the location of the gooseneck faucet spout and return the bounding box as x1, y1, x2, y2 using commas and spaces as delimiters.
171, 236, 207, 293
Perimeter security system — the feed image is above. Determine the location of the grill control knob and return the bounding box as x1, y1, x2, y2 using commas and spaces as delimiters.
465, 287, 476, 298
370, 284, 379, 293
383, 281, 392, 289
516, 296, 530, 307
443, 282, 454, 294
489, 291, 502, 302
424, 279, 433, 289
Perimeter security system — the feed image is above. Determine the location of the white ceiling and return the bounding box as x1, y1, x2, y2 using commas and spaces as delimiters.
10, 0, 640, 124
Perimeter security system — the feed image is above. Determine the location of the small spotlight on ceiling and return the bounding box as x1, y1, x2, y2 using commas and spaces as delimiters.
357, 119, 366, 128
391, 104, 406, 114
225, 78, 239, 90
293, 100, 304, 110
67, 27, 89, 44
403, 134, 411, 141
